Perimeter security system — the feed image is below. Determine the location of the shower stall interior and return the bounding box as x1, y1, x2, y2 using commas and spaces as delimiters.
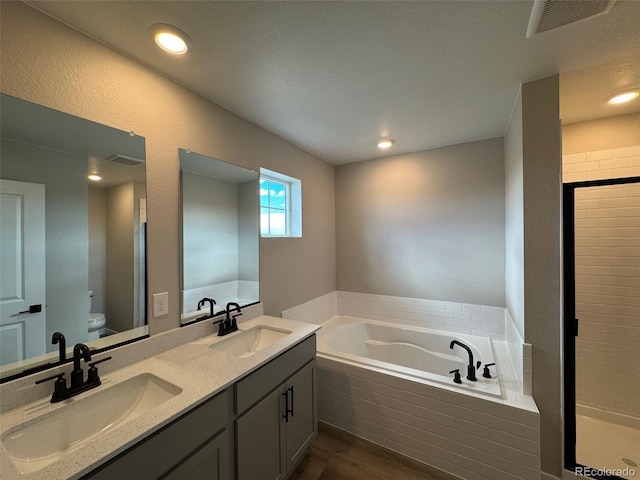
564, 176, 640, 480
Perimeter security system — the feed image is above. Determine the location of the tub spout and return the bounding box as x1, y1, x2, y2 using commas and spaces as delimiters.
449, 340, 477, 381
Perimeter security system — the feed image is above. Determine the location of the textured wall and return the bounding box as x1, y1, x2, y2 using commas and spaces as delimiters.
336, 138, 505, 307
563, 113, 640, 155
521, 75, 562, 477
1, 2, 336, 327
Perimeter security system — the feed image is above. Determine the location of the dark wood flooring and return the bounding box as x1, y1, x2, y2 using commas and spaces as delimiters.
288, 422, 459, 480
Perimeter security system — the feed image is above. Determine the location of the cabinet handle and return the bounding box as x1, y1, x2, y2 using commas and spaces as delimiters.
282, 391, 289, 423
288, 386, 294, 418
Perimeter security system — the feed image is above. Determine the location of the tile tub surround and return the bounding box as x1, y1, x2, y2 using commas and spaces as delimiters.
282, 291, 338, 324
337, 291, 506, 340
283, 291, 531, 395
317, 356, 540, 480
0, 313, 319, 479
315, 313, 539, 480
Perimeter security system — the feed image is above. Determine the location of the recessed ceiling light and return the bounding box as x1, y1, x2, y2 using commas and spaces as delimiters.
606, 90, 639, 105
377, 138, 395, 149
88, 174, 102, 181
150, 24, 193, 55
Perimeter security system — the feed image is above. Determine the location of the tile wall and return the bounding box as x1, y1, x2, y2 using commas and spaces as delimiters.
317, 357, 539, 480
564, 145, 640, 422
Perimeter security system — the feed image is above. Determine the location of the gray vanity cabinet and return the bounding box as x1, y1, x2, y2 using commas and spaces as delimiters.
84, 335, 316, 480
85, 390, 230, 480
235, 336, 317, 480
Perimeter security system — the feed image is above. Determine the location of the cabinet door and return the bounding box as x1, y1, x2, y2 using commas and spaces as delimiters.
284, 361, 316, 471
236, 387, 285, 480
163, 430, 229, 480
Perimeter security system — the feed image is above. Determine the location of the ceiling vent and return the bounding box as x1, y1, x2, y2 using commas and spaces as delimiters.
104, 154, 143, 165
526, 0, 617, 37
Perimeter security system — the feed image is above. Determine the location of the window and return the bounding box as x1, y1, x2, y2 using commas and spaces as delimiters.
260, 168, 301, 237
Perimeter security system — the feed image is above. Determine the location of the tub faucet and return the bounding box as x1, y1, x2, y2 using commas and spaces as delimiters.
449, 340, 477, 381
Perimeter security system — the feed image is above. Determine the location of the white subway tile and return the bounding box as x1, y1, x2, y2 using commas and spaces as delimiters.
613, 145, 640, 158
585, 149, 613, 161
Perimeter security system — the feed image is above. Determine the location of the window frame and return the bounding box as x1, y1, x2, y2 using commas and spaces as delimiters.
259, 168, 302, 238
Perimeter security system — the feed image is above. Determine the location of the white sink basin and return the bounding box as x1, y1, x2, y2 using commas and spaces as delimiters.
210, 325, 292, 358
2, 373, 182, 474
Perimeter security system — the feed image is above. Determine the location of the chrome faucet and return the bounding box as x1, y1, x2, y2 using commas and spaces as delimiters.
449, 340, 478, 381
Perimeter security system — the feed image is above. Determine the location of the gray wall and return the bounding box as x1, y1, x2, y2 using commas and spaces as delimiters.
336, 137, 505, 307
522, 76, 562, 476
1, 2, 336, 324
505, 89, 525, 339
88, 187, 107, 313
238, 180, 259, 282
505, 76, 562, 477
1, 139, 89, 347
182, 172, 239, 289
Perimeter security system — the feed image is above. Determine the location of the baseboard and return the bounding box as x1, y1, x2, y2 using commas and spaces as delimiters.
576, 404, 640, 429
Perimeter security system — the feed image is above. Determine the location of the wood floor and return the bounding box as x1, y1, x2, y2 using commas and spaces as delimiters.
288, 423, 459, 480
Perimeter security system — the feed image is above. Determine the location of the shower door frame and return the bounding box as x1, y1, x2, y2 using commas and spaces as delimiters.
563, 175, 640, 479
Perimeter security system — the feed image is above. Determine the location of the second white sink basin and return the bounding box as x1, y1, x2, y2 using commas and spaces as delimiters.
210, 325, 292, 358
1, 373, 182, 474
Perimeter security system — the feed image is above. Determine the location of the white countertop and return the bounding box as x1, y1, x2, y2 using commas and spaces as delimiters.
0, 316, 320, 480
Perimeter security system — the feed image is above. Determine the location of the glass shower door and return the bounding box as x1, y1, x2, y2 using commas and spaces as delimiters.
564, 177, 640, 480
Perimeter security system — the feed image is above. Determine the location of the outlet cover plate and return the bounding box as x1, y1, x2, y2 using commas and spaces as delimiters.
153, 292, 169, 317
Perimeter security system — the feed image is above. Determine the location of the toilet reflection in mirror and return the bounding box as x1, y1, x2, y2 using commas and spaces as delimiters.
0, 94, 148, 379
179, 149, 259, 325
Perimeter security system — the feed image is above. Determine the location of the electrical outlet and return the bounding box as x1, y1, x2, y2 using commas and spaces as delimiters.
153, 292, 169, 317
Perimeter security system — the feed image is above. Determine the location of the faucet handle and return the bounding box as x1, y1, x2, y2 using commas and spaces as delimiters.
482, 363, 495, 378
36, 373, 68, 403
476, 360, 482, 370
87, 356, 111, 385
448, 369, 462, 384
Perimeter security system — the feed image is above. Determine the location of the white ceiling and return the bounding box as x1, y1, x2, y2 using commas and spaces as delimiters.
27, 1, 640, 165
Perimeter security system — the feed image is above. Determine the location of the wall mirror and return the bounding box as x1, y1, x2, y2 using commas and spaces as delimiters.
0, 94, 148, 381
179, 148, 259, 325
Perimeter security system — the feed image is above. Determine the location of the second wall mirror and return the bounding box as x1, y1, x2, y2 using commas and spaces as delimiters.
179, 149, 259, 324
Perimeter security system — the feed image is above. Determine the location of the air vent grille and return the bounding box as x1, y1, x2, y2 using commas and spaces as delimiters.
527, 0, 617, 37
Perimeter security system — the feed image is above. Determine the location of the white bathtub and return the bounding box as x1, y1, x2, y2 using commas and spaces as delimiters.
317, 316, 501, 398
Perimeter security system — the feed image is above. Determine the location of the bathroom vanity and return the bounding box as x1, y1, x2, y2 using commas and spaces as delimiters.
0, 316, 319, 480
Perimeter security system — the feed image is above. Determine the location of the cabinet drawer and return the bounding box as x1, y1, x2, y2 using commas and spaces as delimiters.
235, 335, 315, 415
86, 390, 229, 479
